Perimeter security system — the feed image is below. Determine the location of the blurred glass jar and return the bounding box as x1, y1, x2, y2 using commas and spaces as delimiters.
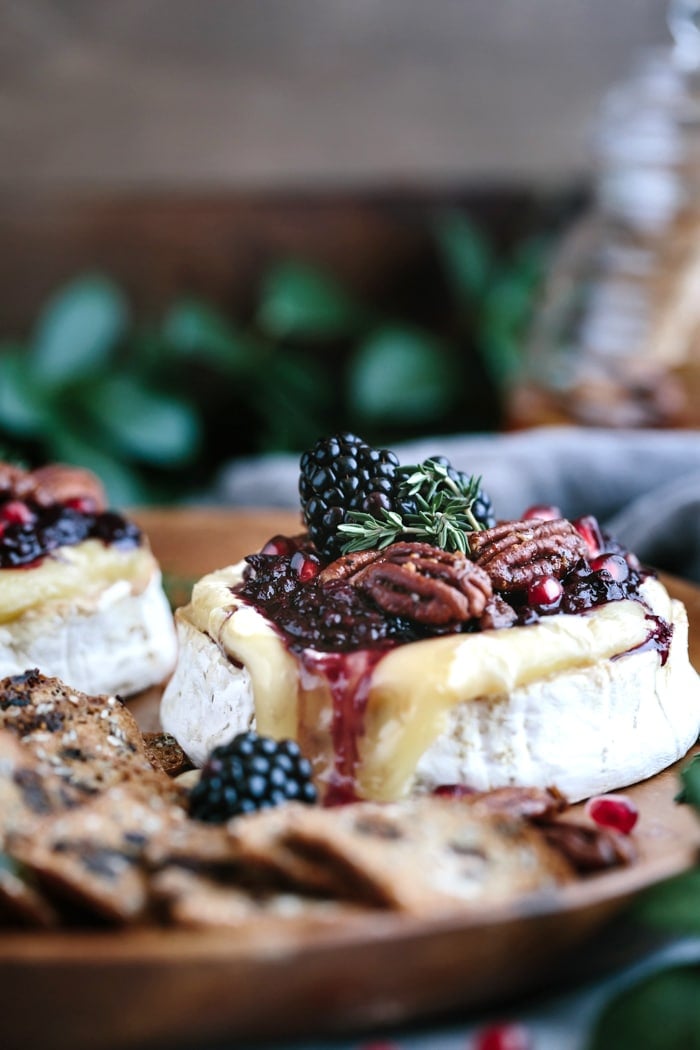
509, 0, 700, 429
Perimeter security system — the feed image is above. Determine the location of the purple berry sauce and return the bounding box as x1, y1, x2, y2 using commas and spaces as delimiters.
0, 499, 141, 569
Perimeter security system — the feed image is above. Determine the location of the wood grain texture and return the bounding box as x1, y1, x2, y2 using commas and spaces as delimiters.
0, 0, 668, 187
1, 508, 699, 1050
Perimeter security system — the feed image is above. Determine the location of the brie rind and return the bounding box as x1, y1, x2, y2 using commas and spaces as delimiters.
160, 563, 700, 802
0, 541, 177, 696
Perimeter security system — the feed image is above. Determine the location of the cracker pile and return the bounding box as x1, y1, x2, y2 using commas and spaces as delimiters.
0, 671, 633, 930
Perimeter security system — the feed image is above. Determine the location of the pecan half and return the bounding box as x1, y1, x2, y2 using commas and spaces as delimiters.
317, 548, 385, 585
24, 464, 107, 510
466, 786, 568, 823
469, 518, 587, 592
350, 541, 493, 626
540, 820, 636, 872
0, 463, 29, 497
477, 594, 517, 631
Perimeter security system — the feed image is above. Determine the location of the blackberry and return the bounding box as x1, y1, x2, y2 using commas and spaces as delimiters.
189, 730, 317, 823
299, 433, 399, 560
36, 505, 92, 552
89, 511, 141, 547
0, 499, 141, 569
401, 456, 496, 529
0, 524, 44, 567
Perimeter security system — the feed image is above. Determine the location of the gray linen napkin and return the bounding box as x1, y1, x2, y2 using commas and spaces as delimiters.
216, 426, 700, 581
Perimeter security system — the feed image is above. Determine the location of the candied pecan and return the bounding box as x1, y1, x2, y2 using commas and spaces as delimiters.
25, 464, 107, 510
466, 786, 568, 823
469, 518, 587, 592
540, 820, 637, 872
351, 541, 492, 626
0, 463, 30, 498
317, 548, 385, 584
477, 594, 517, 631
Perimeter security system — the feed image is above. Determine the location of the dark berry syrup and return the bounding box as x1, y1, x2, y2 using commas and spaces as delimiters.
299, 649, 385, 805
0, 498, 141, 569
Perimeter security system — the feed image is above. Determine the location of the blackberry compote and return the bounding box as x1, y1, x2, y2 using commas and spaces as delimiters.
0, 498, 141, 568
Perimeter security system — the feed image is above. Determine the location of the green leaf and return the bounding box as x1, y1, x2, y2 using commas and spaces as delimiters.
478, 330, 523, 389
162, 300, 254, 373
347, 326, 458, 425
511, 234, 549, 287
587, 965, 700, 1050
251, 352, 333, 451
482, 272, 534, 335
0, 347, 54, 437
257, 261, 368, 341
434, 211, 492, 305
77, 376, 201, 467
678, 755, 700, 809
636, 869, 700, 932
30, 275, 127, 388
47, 430, 148, 507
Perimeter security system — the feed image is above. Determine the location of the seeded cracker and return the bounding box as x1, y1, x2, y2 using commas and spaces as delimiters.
0, 669, 181, 803
277, 798, 574, 914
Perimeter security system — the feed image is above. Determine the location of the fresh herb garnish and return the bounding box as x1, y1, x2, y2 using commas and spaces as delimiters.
338, 457, 486, 555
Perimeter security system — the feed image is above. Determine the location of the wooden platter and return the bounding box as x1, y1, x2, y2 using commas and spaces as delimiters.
1, 509, 700, 1050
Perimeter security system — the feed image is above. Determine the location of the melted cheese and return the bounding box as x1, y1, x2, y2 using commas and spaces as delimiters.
358, 599, 651, 800
0, 539, 156, 623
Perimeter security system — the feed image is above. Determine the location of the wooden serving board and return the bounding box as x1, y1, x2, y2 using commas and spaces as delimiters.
1, 509, 699, 1050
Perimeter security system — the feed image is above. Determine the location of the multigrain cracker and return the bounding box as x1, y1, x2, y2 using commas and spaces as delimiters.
151, 866, 360, 930
277, 798, 574, 914
0, 669, 180, 804
9, 785, 187, 923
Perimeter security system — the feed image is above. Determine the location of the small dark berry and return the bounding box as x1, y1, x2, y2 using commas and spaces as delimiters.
189, 730, 318, 822
299, 433, 400, 560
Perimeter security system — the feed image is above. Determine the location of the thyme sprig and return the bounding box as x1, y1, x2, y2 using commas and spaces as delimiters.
338, 458, 487, 555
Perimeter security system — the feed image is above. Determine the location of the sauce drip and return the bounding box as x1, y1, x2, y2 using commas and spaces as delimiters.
298, 648, 386, 805
614, 614, 673, 666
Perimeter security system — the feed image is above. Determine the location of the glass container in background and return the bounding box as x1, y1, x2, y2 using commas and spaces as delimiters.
509, 0, 700, 429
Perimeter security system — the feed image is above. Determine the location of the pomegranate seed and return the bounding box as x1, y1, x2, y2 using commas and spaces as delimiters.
261, 535, 294, 556
433, 783, 476, 799
473, 1022, 532, 1050
291, 550, 320, 581
0, 500, 35, 525
527, 575, 563, 609
585, 794, 638, 835
573, 515, 603, 557
64, 496, 98, 514
589, 553, 629, 583
522, 504, 561, 521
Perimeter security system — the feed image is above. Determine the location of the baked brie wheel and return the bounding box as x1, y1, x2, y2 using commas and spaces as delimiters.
0, 462, 176, 696
161, 435, 700, 804
161, 564, 700, 804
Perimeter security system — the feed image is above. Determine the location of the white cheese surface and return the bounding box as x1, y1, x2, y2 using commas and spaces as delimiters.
0, 567, 177, 697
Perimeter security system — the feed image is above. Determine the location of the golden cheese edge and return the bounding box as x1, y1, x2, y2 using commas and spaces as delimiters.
0, 539, 158, 623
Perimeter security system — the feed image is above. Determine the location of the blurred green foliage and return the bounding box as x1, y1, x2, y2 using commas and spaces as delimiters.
587, 756, 700, 1049
0, 213, 546, 504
